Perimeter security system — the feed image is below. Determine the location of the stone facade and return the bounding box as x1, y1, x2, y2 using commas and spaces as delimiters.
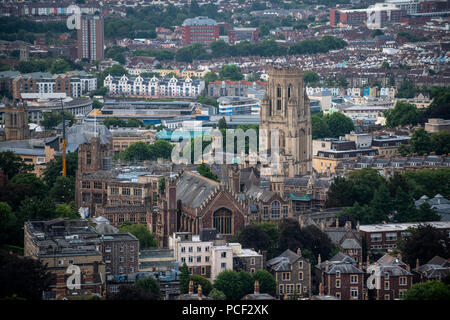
259, 67, 312, 189
266, 249, 312, 299
3, 100, 30, 141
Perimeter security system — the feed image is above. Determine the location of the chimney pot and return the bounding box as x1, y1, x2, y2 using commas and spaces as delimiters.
197, 284, 202, 298
254, 280, 260, 295
188, 280, 194, 294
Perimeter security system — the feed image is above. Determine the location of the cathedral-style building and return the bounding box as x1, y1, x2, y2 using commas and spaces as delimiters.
259, 67, 312, 193
3, 99, 30, 141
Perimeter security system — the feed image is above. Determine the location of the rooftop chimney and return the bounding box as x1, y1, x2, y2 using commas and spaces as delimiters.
325, 260, 329, 272
319, 282, 324, 296
416, 258, 420, 272
317, 254, 322, 267
297, 248, 302, 257
188, 280, 194, 294
197, 284, 202, 298
254, 280, 260, 295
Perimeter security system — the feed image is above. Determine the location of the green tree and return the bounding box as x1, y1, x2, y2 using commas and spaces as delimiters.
303, 71, 319, 84
49, 59, 71, 74
148, 140, 174, 160
210, 40, 230, 58
50, 176, 75, 203
410, 128, 432, 155
179, 263, 190, 294
42, 152, 77, 188
219, 64, 244, 81
399, 225, 450, 267
55, 203, 79, 219
213, 270, 242, 300
119, 222, 157, 248
237, 224, 270, 253
191, 274, 213, 296
135, 276, 161, 300
403, 169, 450, 199
323, 112, 354, 138
17, 196, 56, 224
258, 222, 280, 259
203, 71, 219, 86
325, 176, 354, 208
0, 202, 17, 246
0, 249, 52, 300
119, 142, 153, 161
385, 101, 421, 128
218, 117, 227, 130
311, 114, 331, 139
278, 219, 336, 260
404, 280, 450, 300
252, 270, 277, 296
196, 163, 219, 181
395, 79, 416, 99
369, 183, 392, 223
208, 288, 226, 300
0, 151, 34, 180
92, 99, 103, 109
10, 173, 48, 198
431, 131, 450, 155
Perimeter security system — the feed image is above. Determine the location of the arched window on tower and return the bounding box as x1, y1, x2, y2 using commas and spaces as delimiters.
277, 85, 282, 110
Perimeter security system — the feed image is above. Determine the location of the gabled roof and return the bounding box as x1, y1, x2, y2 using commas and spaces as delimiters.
425, 256, 450, 267
176, 170, 219, 209
266, 249, 303, 272
377, 254, 406, 266
340, 238, 361, 250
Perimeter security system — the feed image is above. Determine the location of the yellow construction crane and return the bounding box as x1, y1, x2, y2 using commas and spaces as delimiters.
60, 98, 66, 177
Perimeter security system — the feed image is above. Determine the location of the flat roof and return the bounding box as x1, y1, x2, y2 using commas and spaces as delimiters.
359, 221, 450, 233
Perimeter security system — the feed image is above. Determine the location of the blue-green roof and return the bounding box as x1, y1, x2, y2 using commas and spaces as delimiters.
290, 193, 312, 201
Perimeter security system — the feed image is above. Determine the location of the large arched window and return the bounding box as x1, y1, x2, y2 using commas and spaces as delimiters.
271, 201, 280, 219
213, 208, 233, 235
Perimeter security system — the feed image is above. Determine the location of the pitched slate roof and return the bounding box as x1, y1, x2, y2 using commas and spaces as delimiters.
377, 264, 412, 276
176, 170, 219, 209
266, 249, 302, 272
340, 238, 361, 250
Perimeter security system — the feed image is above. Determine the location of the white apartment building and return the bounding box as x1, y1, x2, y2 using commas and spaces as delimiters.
104, 75, 205, 98
170, 232, 233, 280
170, 231, 263, 281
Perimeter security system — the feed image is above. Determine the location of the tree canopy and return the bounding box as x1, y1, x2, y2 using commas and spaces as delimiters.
116, 140, 174, 162
119, 222, 157, 248
0, 249, 52, 300
399, 225, 450, 267
403, 280, 450, 300
384, 101, 422, 128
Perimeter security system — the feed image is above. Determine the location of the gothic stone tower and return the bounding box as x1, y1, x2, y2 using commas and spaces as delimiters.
4, 100, 30, 141
259, 67, 312, 191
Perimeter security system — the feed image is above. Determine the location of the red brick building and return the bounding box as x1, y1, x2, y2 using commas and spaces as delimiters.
181, 16, 219, 45
367, 260, 413, 300
156, 170, 248, 247
359, 222, 450, 253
